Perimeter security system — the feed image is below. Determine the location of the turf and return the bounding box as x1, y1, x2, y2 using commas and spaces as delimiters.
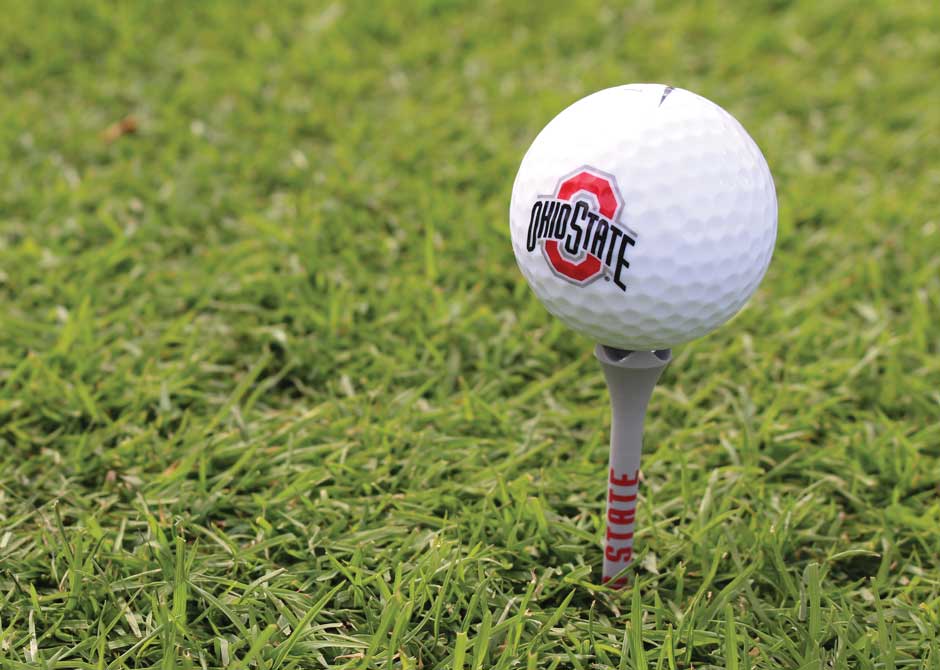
1, 0, 939, 667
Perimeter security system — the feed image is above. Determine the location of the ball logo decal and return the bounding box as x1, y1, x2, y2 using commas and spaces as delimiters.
525, 167, 637, 291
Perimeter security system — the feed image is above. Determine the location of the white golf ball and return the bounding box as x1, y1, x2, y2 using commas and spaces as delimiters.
510, 84, 777, 350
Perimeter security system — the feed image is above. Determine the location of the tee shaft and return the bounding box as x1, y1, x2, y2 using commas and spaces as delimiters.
595, 345, 671, 587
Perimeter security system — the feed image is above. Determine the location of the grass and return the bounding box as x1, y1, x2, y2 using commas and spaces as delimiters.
1, 0, 939, 667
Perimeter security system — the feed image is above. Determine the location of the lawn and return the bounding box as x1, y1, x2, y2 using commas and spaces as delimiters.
1, 0, 939, 667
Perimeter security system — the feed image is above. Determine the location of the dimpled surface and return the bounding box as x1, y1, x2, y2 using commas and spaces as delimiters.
510, 84, 777, 350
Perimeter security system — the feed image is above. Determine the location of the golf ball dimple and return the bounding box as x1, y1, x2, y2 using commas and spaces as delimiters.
510, 84, 777, 350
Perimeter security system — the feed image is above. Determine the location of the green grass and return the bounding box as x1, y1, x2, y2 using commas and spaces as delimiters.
1, 0, 939, 667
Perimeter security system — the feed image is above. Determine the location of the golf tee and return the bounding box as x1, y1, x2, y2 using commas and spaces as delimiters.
595, 345, 671, 588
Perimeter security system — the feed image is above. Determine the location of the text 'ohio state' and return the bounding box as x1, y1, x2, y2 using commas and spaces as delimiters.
526, 198, 636, 289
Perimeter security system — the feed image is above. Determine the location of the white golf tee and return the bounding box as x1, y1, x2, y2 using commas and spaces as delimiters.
595, 345, 671, 588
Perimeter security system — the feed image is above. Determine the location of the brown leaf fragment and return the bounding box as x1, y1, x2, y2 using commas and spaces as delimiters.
101, 115, 139, 143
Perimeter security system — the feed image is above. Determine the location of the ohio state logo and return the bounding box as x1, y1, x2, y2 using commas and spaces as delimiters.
526, 167, 636, 291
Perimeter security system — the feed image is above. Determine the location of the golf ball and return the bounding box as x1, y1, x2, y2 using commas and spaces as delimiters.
510, 84, 777, 350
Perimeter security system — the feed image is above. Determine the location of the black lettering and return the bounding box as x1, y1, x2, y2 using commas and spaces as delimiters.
565, 201, 587, 254
606, 227, 623, 266
613, 234, 636, 290
527, 202, 542, 251
591, 219, 609, 257
583, 212, 599, 251
548, 201, 561, 235
554, 203, 571, 239
538, 201, 556, 239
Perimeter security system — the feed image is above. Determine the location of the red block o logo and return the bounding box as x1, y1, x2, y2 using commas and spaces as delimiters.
543, 169, 623, 283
